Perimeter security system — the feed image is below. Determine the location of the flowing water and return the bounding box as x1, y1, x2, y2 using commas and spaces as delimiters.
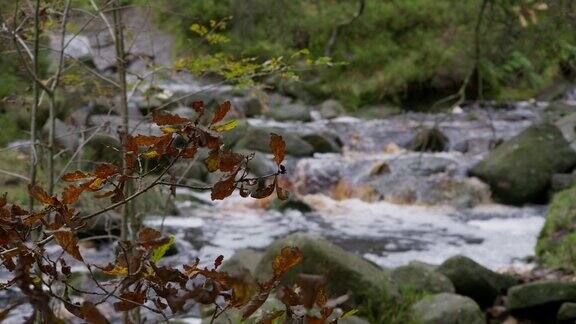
147, 101, 548, 272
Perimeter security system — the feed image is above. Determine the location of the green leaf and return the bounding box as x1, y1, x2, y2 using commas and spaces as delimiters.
213, 119, 238, 132
151, 235, 175, 263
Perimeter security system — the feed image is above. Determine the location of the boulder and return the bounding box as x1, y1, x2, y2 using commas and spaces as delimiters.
254, 234, 399, 308
536, 186, 576, 271
437, 255, 517, 308
265, 103, 311, 122
301, 131, 343, 154
269, 196, 313, 213
410, 293, 485, 324
235, 126, 314, 157
243, 150, 278, 177
319, 99, 345, 119
221, 249, 263, 276
408, 127, 449, 152
470, 124, 576, 205
507, 281, 576, 319
391, 263, 455, 294
558, 302, 576, 321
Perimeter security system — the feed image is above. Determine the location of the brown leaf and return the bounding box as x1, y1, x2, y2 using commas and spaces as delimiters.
273, 246, 303, 278
133, 134, 163, 146
22, 212, 46, 226
123, 134, 139, 172
0, 193, 7, 208
269, 133, 286, 165
192, 101, 204, 113
62, 185, 84, 204
251, 179, 276, 199
81, 301, 109, 324
137, 227, 169, 249
278, 285, 302, 306
113, 291, 146, 312
214, 255, 224, 269
220, 151, 243, 172
211, 174, 237, 200
28, 184, 58, 206
53, 226, 83, 261
211, 101, 231, 125
181, 147, 198, 159
296, 274, 326, 309
93, 163, 120, 179
242, 289, 272, 320
61, 171, 90, 182
152, 110, 190, 126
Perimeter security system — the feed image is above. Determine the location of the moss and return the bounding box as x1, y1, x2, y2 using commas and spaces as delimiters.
536, 186, 576, 270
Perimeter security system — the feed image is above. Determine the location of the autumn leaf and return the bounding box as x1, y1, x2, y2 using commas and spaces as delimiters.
53, 226, 83, 261
192, 100, 204, 113
113, 291, 146, 311
251, 179, 276, 199
62, 185, 84, 204
22, 212, 46, 226
142, 150, 159, 159
219, 151, 243, 172
133, 134, 163, 146
211, 100, 231, 124
151, 235, 175, 263
213, 119, 238, 132
152, 110, 190, 126
204, 150, 221, 172
80, 302, 109, 324
211, 174, 237, 200
273, 246, 303, 278
138, 227, 170, 249
181, 147, 198, 159
28, 184, 58, 206
61, 171, 90, 182
93, 163, 120, 179
269, 133, 286, 165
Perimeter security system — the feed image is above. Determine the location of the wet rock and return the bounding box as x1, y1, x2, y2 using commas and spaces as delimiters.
301, 131, 343, 153
410, 293, 485, 324
507, 281, 576, 319
269, 196, 313, 213
319, 99, 345, 119
557, 302, 576, 321
265, 103, 311, 122
556, 111, 576, 151
235, 96, 265, 117
536, 186, 576, 271
437, 255, 518, 308
235, 126, 314, 156
408, 127, 449, 152
391, 263, 455, 294
470, 124, 576, 205
551, 173, 576, 192
254, 233, 399, 308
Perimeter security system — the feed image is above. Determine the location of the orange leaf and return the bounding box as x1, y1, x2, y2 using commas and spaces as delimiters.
219, 151, 243, 172
93, 163, 120, 179
53, 226, 83, 261
181, 147, 198, 159
62, 185, 84, 204
211, 101, 231, 125
269, 133, 286, 165
152, 110, 190, 126
28, 185, 58, 206
133, 134, 163, 146
114, 291, 145, 311
273, 246, 303, 278
61, 171, 90, 182
22, 212, 46, 226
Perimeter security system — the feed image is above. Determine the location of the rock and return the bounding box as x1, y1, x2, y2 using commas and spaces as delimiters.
319, 99, 345, 119
254, 233, 399, 308
50, 35, 93, 64
265, 103, 311, 122
220, 249, 263, 276
44, 118, 80, 151
222, 119, 249, 147
555, 111, 576, 151
241, 150, 277, 177
236, 97, 265, 117
551, 173, 576, 192
269, 196, 313, 213
301, 131, 343, 153
235, 126, 314, 157
339, 316, 371, 324
410, 293, 485, 324
391, 263, 455, 294
507, 281, 576, 319
470, 124, 576, 205
558, 302, 576, 321
408, 127, 449, 152
83, 134, 122, 164
437, 255, 518, 308
536, 186, 576, 271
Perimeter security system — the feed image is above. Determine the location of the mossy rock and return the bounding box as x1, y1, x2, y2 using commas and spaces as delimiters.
408, 127, 449, 152
507, 281, 576, 320
220, 249, 263, 276
437, 255, 518, 308
410, 293, 485, 324
536, 186, 576, 271
269, 196, 313, 213
301, 132, 343, 154
254, 233, 399, 311
235, 126, 314, 157
470, 124, 576, 205
557, 302, 576, 321
391, 263, 455, 294
264, 103, 311, 122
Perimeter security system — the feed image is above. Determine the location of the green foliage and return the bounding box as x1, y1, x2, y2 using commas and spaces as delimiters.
152, 235, 175, 263
149, 0, 576, 109
358, 286, 429, 323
